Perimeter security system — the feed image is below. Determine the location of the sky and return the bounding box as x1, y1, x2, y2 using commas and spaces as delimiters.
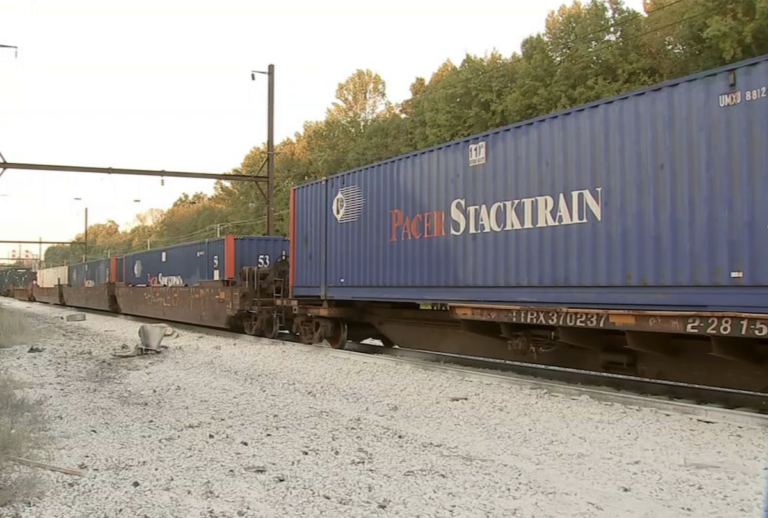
0, 0, 645, 262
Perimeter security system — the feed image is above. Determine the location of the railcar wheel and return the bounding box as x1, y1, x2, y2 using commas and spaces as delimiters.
294, 317, 318, 344
243, 315, 259, 336
381, 337, 396, 348
263, 313, 280, 340
327, 321, 348, 350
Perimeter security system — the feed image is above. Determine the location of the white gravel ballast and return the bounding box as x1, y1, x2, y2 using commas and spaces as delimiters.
0, 297, 766, 518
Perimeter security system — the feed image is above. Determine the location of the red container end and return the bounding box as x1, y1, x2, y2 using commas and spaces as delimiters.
109, 256, 118, 283
225, 234, 236, 280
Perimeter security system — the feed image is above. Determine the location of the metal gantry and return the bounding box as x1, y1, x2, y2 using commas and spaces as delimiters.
0, 63, 278, 245
0, 161, 266, 182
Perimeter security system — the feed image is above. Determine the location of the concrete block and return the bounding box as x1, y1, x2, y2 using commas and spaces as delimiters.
64, 313, 86, 322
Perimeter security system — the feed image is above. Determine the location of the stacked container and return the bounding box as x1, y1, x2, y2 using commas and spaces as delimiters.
122, 235, 288, 287
37, 266, 69, 287
291, 54, 768, 313
68, 258, 111, 287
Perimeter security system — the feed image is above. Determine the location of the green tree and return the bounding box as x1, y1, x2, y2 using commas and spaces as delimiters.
329, 69, 389, 129
406, 54, 519, 149
643, 0, 768, 76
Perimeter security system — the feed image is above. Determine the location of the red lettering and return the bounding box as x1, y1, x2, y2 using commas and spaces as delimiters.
423, 212, 433, 238
411, 214, 423, 239
390, 209, 403, 242
401, 215, 413, 240
434, 211, 447, 237
391, 209, 447, 242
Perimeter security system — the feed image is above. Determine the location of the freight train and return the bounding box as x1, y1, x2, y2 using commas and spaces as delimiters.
4, 54, 768, 394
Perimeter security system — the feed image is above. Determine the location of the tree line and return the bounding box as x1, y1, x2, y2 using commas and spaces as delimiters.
44, 0, 768, 266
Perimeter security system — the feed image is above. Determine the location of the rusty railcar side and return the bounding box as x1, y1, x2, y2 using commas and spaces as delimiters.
31, 285, 63, 305
114, 284, 247, 329
61, 285, 117, 312
12, 287, 31, 301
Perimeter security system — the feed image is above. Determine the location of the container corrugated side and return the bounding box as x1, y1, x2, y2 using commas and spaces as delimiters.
115, 257, 124, 283
37, 266, 69, 287
68, 258, 111, 287
123, 238, 226, 286
293, 55, 768, 312
293, 182, 327, 296
234, 236, 290, 275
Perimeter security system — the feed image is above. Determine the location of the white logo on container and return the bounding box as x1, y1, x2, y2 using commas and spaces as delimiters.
332, 185, 365, 223
469, 141, 487, 167
134, 260, 142, 278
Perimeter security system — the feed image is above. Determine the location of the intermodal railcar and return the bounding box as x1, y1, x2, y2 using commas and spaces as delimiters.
287, 54, 768, 393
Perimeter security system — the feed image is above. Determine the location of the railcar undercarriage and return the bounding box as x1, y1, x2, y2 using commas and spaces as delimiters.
287, 301, 768, 393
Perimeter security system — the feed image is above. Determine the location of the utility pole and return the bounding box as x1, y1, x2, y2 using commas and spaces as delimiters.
267, 64, 275, 236
84, 207, 88, 261
251, 64, 276, 235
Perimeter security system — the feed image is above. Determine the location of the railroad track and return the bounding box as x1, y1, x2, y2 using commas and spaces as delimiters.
343, 342, 768, 428
10, 300, 768, 428
43, 305, 764, 428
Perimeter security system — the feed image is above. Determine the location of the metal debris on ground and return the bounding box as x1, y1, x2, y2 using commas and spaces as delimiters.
112, 324, 176, 358
6, 456, 84, 477
63, 313, 86, 322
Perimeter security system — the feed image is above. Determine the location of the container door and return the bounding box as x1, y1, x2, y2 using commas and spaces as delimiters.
321, 178, 329, 299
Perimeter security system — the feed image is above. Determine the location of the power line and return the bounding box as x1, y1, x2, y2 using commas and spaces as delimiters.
562, 0, 731, 65
570, 0, 693, 44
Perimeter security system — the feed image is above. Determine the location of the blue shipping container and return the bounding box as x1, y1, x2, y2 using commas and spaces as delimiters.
69, 258, 111, 287
123, 236, 288, 287
292, 55, 768, 312
234, 236, 289, 275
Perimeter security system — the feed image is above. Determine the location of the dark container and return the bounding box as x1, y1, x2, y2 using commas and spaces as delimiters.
0, 268, 35, 296
292, 55, 768, 312
68, 258, 111, 287
115, 257, 125, 283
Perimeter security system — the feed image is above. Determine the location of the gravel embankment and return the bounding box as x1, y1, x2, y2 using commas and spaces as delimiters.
0, 297, 766, 518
